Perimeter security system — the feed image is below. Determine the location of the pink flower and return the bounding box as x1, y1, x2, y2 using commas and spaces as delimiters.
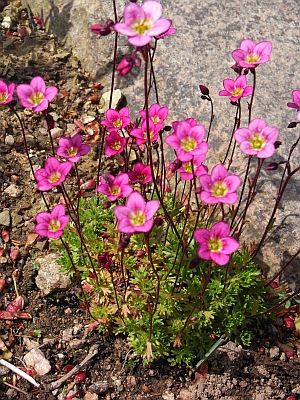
165, 120, 208, 162
178, 155, 208, 181
97, 173, 133, 201
194, 221, 239, 266
127, 163, 152, 184
172, 118, 197, 131
105, 132, 126, 156
130, 119, 160, 145
114, 1, 172, 47
234, 118, 279, 158
35, 204, 69, 239
219, 75, 253, 102
139, 103, 168, 126
117, 54, 141, 76
56, 134, 90, 162
287, 90, 300, 110
232, 39, 272, 68
114, 191, 160, 233
101, 107, 131, 132
0, 80, 15, 105
35, 157, 72, 191
199, 164, 241, 205
16, 76, 58, 112
155, 26, 177, 39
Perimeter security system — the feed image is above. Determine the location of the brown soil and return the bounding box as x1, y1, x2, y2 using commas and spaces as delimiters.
0, 2, 300, 399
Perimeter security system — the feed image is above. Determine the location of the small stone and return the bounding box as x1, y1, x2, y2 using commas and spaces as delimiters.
0, 209, 11, 226
35, 253, 72, 296
269, 346, 280, 360
4, 184, 23, 198
83, 391, 98, 400
24, 348, 51, 376
54, 51, 71, 60
162, 390, 175, 400
5, 135, 14, 146
89, 381, 110, 394
11, 212, 23, 227
0, 257, 7, 264
100, 89, 123, 112
50, 127, 63, 138
82, 115, 95, 124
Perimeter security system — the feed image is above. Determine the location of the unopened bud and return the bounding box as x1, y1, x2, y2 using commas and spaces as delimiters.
199, 85, 209, 96
74, 370, 86, 382
6, 296, 24, 313
284, 316, 294, 330
189, 256, 201, 269
118, 234, 131, 251
102, 201, 112, 209
1, 230, 9, 243
274, 140, 282, 149
270, 281, 279, 289
136, 250, 146, 257
287, 121, 297, 128
153, 217, 163, 227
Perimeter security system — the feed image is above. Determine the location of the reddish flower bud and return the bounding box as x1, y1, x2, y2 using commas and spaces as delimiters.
169, 159, 182, 173
117, 56, 134, 76
287, 122, 297, 128
266, 162, 279, 171
189, 256, 201, 269
199, 85, 209, 96
270, 281, 279, 289
118, 234, 131, 250
1, 230, 9, 243
0, 276, 6, 292
102, 201, 112, 209
6, 296, 24, 313
90, 24, 112, 36
136, 250, 146, 257
98, 252, 112, 269
10, 247, 19, 263
153, 217, 163, 227
284, 316, 295, 330
74, 370, 86, 382
80, 178, 96, 190
274, 140, 282, 149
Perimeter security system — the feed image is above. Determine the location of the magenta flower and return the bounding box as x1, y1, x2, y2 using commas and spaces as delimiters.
114, 191, 160, 233
178, 155, 208, 181
16, 76, 58, 112
194, 221, 239, 266
35, 204, 69, 239
130, 119, 160, 145
232, 39, 272, 68
155, 26, 177, 39
165, 120, 208, 162
199, 164, 241, 205
117, 54, 141, 76
105, 132, 126, 156
219, 75, 253, 102
101, 107, 131, 132
287, 90, 300, 110
97, 173, 133, 201
56, 134, 90, 162
0, 80, 15, 105
114, 1, 171, 47
127, 163, 152, 184
234, 118, 279, 158
172, 118, 197, 131
35, 157, 72, 191
139, 103, 169, 126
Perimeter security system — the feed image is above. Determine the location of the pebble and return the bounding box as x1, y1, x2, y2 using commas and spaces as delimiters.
4, 184, 23, 198
24, 348, 51, 376
0, 209, 11, 226
269, 346, 280, 360
89, 381, 110, 394
100, 89, 123, 112
5, 135, 14, 145
50, 127, 63, 138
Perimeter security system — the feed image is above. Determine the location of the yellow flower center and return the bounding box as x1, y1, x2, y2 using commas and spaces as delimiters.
180, 137, 197, 152
112, 118, 122, 128
112, 140, 121, 150
152, 115, 160, 124
183, 162, 193, 173
131, 18, 152, 36
208, 236, 223, 252
245, 53, 260, 64
143, 130, 154, 140
211, 181, 228, 197
29, 91, 44, 105
67, 146, 78, 157
138, 174, 146, 182
48, 171, 61, 183
0, 92, 8, 103
109, 185, 121, 195
231, 87, 243, 97
130, 210, 146, 226
48, 219, 61, 232
249, 133, 266, 150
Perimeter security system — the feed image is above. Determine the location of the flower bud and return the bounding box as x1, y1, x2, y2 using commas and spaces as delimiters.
1, 230, 9, 243
136, 250, 146, 257
270, 281, 279, 289
102, 201, 112, 209
284, 316, 294, 330
287, 122, 297, 128
118, 234, 131, 250
6, 295, 24, 313
80, 179, 96, 190
274, 140, 282, 149
153, 217, 163, 227
98, 253, 112, 269
74, 370, 86, 382
189, 256, 201, 269
117, 56, 134, 77
199, 85, 209, 96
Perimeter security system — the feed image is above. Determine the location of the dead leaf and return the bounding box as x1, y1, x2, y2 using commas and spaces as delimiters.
25, 233, 39, 249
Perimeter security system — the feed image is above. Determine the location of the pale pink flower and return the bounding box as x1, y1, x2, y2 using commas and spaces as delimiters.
194, 221, 239, 266
127, 163, 152, 184
0, 80, 15, 105
139, 103, 168, 127
114, 191, 160, 233
232, 39, 272, 68
114, 1, 172, 47
56, 134, 90, 162
155, 26, 177, 39
234, 118, 279, 158
199, 164, 241, 205
97, 173, 133, 201
105, 132, 126, 156
35, 157, 72, 191
35, 204, 69, 239
16, 76, 58, 112
172, 118, 197, 131
219, 75, 253, 102
178, 155, 208, 181
101, 108, 131, 132
130, 119, 160, 145
287, 90, 300, 110
165, 120, 208, 162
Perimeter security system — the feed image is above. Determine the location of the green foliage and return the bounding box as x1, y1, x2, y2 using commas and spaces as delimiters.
54, 193, 273, 366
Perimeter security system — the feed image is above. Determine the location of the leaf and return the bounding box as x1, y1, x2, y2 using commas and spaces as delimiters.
25, 233, 39, 249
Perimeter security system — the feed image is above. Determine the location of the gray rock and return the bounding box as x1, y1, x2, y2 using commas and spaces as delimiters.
0, 209, 11, 226
35, 253, 71, 296
4, 184, 23, 198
